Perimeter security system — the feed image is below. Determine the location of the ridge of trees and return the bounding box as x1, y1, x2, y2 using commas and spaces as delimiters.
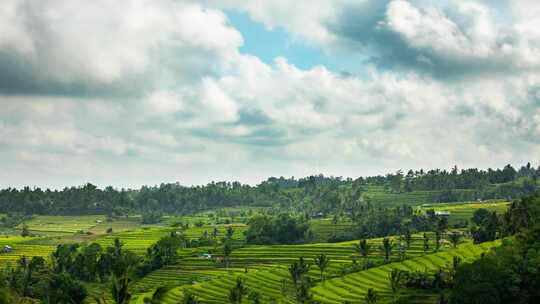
0, 163, 538, 217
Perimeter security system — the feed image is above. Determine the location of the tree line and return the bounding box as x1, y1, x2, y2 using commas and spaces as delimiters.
0, 163, 538, 217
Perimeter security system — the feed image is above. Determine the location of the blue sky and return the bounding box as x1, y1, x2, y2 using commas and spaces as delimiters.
0, 0, 539, 188
226, 10, 369, 78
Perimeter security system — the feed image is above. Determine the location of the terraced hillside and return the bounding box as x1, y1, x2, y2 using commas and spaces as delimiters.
129, 233, 461, 303
19, 215, 106, 235
0, 235, 55, 263
419, 200, 509, 224
311, 240, 500, 304
363, 186, 445, 207
310, 219, 356, 242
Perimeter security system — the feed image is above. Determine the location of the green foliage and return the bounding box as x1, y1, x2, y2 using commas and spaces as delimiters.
0, 213, 32, 229
314, 254, 330, 281
450, 192, 540, 304
111, 272, 131, 304
380, 238, 394, 263
471, 208, 491, 226
223, 242, 233, 269
448, 232, 462, 248
245, 214, 310, 245
247, 291, 260, 304
2, 164, 536, 217
143, 286, 173, 304
47, 272, 87, 304
182, 289, 198, 304
141, 199, 162, 224
423, 233, 430, 252
471, 211, 499, 244
20, 223, 30, 237
146, 235, 183, 268
288, 257, 310, 288
228, 277, 248, 304
365, 288, 378, 304
389, 269, 403, 301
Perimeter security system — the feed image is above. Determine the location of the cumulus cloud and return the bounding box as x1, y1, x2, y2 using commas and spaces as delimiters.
223, 0, 540, 78
0, 0, 539, 188
0, 0, 242, 96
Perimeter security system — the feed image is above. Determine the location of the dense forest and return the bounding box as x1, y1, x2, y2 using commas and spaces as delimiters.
1, 163, 538, 217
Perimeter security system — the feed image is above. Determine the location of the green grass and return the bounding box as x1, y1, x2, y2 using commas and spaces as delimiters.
129, 232, 467, 303
310, 219, 356, 242
0, 235, 55, 264
311, 240, 500, 304
19, 215, 106, 235
419, 200, 509, 224
0, 209, 506, 304
364, 187, 444, 207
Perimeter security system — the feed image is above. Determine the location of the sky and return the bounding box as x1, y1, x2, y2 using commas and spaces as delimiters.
1, 0, 539, 189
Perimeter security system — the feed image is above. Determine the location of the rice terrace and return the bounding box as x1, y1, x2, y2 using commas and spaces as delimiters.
1, 169, 538, 303
1, 0, 540, 303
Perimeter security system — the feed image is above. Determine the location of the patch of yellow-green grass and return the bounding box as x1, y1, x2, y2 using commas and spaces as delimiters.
310, 240, 500, 304
88, 217, 142, 235
420, 200, 509, 223
19, 215, 106, 235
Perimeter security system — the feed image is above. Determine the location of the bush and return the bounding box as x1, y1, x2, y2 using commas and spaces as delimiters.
245, 214, 310, 245
327, 232, 355, 243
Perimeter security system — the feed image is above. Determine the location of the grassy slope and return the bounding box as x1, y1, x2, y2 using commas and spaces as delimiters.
311, 240, 499, 304
419, 200, 509, 224
130, 233, 471, 303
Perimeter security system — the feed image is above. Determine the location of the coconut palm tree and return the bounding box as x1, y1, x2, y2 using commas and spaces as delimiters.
183, 289, 198, 304
380, 238, 393, 263
228, 277, 248, 304
223, 242, 232, 269
143, 286, 173, 304
403, 226, 412, 248
423, 233, 430, 253
314, 254, 330, 281
449, 231, 462, 248
389, 269, 402, 301
365, 288, 378, 304
353, 239, 370, 268
288, 257, 310, 288
111, 273, 131, 304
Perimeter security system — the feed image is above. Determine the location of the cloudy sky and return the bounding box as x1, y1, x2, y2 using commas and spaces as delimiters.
1, 0, 539, 188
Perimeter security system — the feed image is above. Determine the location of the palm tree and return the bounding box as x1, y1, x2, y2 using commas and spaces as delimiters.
448, 255, 461, 281
314, 254, 330, 281
248, 291, 261, 304
223, 242, 232, 269
380, 238, 393, 263
423, 233, 430, 253
111, 273, 131, 304
143, 286, 172, 304
183, 289, 198, 304
397, 236, 406, 261
226, 226, 234, 240
289, 260, 301, 288
353, 239, 370, 268
289, 257, 310, 289
229, 277, 248, 304
435, 230, 442, 251
436, 218, 448, 251
449, 231, 462, 248
365, 288, 378, 304
389, 269, 402, 301
403, 227, 412, 248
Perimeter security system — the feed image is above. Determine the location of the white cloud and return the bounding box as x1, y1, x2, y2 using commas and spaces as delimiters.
0, 0, 539, 188
213, 0, 346, 45
0, 0, 243, 92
